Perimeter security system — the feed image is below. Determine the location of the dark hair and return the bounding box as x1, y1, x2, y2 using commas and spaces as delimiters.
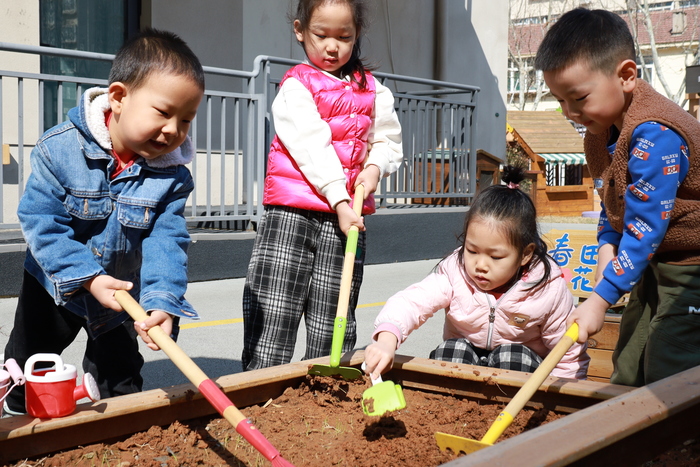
293, 0, 373, 88
457, 165, 552, 291
109, 28, 205, 91
535, 8, 636, 74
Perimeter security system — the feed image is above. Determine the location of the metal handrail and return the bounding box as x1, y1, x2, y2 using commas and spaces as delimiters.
0, 43, 480, 231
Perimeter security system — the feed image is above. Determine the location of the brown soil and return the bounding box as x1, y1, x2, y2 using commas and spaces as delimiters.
4, 374, 699, 467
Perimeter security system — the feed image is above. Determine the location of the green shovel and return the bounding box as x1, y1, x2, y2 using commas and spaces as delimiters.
308, 185, 365, 380
360, 362, 406, 416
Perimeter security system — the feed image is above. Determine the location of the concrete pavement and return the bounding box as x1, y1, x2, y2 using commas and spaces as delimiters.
0, 259, 444, 391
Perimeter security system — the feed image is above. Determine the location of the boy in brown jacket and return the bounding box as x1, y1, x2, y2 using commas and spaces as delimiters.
535, 8, 700, 386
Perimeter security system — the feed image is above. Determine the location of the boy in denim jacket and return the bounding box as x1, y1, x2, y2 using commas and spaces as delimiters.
3, 29, 204, 415
536, 9, 700, 386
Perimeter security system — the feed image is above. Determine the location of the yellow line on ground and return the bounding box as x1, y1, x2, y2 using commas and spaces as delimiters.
357, 302, 385, 309
181, 318, 242, 329
180, 301, 386, 330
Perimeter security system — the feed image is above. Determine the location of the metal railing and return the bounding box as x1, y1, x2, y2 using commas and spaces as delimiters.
0, 43, 480, 232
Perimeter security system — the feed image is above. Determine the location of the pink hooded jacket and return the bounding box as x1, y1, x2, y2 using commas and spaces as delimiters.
373, 250, 590, 379
264, 64, 376, 214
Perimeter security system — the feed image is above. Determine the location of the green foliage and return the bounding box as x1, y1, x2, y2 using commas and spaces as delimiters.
506, 143, 532, 194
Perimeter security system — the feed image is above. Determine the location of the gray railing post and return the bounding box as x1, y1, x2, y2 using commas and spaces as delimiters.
0, 44, 480, 232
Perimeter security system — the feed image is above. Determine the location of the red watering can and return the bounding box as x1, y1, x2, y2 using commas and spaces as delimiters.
24, 353, 100, 418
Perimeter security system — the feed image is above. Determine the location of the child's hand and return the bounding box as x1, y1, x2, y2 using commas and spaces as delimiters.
355, 165, 380, 195
335, 200, 365, 235
83, 275, 133, 311
568, 292, 610, 343
364, 332, 399, 380
134, 310, 173, 351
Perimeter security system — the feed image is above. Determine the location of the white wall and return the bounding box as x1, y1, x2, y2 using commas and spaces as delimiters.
0, 3, 41, 144
0, 2, 41, 225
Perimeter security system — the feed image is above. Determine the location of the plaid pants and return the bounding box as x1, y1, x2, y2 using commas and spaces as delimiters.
242, 206, 365, 370
430, 338, 542, 373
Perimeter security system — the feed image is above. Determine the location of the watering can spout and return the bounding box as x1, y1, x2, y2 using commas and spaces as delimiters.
74, 373, 101, 402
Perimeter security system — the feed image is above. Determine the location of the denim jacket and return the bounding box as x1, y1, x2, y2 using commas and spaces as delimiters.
19, 87, 199, 338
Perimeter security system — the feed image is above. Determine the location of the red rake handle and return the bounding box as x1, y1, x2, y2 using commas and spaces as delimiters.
114, 290, 288, 464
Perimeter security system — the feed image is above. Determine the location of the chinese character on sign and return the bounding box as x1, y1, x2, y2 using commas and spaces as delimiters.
548, 233, 575, 266
571, 265, 594, 292
580, 244, 598, 266
545, 229, 598, 299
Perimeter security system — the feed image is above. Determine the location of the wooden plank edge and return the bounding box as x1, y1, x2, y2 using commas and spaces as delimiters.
438, 364, 700, 466
392, 354, 630, 400
0, 351, 632, 465
0, 358, 315, 463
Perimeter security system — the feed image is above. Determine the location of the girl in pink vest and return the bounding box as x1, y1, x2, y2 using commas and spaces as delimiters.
242, 0, 403, 370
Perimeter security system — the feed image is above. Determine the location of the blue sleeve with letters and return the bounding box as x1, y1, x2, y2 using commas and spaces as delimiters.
594, 122, 688, 304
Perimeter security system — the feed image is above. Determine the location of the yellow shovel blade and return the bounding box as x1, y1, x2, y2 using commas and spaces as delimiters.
435, 432, 492, 454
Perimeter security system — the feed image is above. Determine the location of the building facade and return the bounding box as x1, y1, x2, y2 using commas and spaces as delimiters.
508, 0, 700, 111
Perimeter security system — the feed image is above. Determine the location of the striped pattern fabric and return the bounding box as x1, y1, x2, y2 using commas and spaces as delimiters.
539, 153, 586, 165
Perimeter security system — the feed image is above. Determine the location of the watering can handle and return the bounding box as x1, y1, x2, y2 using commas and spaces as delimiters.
24, 353, 64, 376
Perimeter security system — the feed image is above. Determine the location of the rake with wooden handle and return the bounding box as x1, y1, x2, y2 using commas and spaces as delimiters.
114, 290, 294, 467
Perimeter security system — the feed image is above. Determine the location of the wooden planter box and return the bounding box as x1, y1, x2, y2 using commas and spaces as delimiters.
1, 349, 699, 466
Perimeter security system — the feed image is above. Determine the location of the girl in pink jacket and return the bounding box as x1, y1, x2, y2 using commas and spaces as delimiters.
364, 166, 590, 380
242, 0, 402, 370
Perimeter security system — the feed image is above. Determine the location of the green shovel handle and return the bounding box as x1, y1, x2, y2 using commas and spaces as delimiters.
328, 185, 364, 368
329, 316, 347, 367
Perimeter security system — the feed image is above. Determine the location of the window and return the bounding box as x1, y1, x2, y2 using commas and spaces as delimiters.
39, 0, 139, 129
546, 163, 583, 186
508, 58, 545, 94
671, 11, 687, 34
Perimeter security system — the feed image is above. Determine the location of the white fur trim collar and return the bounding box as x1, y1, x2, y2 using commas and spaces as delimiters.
83, 87, 194, 167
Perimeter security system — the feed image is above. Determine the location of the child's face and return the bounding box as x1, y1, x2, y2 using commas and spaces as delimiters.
543, 59, 636, 135
294, 1, 357, 77
108, 72, 203, 159
463, 218, 533, 293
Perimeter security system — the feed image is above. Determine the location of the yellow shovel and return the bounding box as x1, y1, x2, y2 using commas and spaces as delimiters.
435, 323, 579, 454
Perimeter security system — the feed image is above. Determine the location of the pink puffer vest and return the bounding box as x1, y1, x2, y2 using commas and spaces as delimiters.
263, 64, 376, 214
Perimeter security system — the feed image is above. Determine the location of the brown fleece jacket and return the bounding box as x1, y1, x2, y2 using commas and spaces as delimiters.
584, 79, 700, 264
